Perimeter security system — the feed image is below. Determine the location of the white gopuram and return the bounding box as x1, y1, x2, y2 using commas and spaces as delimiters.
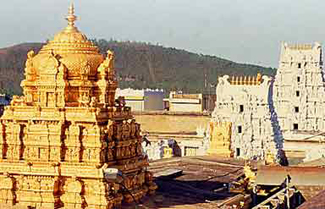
274, 42, 325, 134
211, 42, 325, 162
212, 74, 281, 161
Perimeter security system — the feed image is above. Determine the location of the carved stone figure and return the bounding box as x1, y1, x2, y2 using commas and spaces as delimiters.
122, 120, 130, 140
130, 119, 136, 138
107, 120, 114, 140
89, 97, 97, 108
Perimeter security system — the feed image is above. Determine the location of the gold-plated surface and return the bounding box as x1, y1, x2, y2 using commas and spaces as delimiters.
208, 121, 233, 157
229, 73, 262, 85
0, 5, 156, 209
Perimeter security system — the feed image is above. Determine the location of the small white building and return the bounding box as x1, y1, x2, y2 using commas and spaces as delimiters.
167, 91, 215, 112
115, 88, 164, 111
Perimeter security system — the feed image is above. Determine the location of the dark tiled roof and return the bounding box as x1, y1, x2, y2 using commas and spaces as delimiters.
298, 189, 325, 209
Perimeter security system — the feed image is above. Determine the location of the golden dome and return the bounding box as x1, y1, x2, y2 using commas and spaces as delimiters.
33, 4, 104, 78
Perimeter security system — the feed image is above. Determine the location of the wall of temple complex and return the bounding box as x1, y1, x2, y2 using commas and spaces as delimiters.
135, 111, 210, 160
211, 42, 325, 163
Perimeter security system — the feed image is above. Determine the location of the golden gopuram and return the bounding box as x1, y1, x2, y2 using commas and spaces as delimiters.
0, 4, 157, 209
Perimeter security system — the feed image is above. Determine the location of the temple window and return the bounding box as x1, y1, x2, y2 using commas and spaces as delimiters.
295, 107, 299, 113
236, 148, 240, 157
297, 76, 301, 82
296, 91, 300, 97
239, 105, 244, 113
293, 123, 299, 131
238, 126, 242, 133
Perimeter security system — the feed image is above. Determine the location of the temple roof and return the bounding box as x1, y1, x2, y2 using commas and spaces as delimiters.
39, 4, 100, 55
31, 4, 104, 79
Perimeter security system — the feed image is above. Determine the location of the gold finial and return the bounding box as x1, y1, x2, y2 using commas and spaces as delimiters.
66, 3, 77, 29
256, 73, 262, 84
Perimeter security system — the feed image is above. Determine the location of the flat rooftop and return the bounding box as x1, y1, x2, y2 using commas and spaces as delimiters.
122, 156, 247, 208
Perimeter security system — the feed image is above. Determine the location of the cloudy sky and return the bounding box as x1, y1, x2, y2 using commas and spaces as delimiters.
0, 0, 323, 67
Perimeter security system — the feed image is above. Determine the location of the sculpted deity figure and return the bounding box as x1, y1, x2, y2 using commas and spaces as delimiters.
116, 123, 122, 141
116, 147, 121, 158
107, 120, 114, 140
130, 119, 136, 138
0, 173, 14, 204
135, 122, 141, 139
79, 93, 90, 107
61, 177, 83, 205
25, 50, 35, 77
130, 143, 136, 156
122, 120, 130, 140
57, 63, 67, 80
80, 62, 91, 81
124, 146, 130, 157
136, 143, 142, 155
90, 97, 98, 108
72, 148, 80, 161
107, 148, 114, 160
97, 50, 115, 80
106, 50, 114, 69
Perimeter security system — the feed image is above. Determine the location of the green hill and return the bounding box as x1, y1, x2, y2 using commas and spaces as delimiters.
0, 39, 276, 95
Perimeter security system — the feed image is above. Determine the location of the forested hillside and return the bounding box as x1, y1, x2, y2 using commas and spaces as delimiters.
0, 39, 276, 95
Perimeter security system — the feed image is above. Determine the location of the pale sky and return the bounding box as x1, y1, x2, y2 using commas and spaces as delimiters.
0, 0, 324, 67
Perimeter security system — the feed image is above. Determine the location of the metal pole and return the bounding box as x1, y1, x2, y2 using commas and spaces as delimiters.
286, 176, 290, 209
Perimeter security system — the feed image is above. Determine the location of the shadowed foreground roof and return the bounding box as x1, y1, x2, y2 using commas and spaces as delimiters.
121, 156, 247, 208
298, 190, 325, 209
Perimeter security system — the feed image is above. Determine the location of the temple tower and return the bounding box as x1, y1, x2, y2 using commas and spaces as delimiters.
0, 5, 156, 208
273, 43, 325, 133
212, 74, 279, 161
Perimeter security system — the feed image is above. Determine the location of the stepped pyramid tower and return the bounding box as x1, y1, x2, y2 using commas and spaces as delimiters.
273, 43, 325, 133
0, 4, 156, 209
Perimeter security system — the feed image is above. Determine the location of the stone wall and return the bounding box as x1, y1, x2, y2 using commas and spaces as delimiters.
134, 112, 210, 160
134, 112, 210, 134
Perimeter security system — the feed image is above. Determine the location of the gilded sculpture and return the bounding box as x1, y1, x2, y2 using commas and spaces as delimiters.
0, 4, 156, 209
208, 121, 233, 157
